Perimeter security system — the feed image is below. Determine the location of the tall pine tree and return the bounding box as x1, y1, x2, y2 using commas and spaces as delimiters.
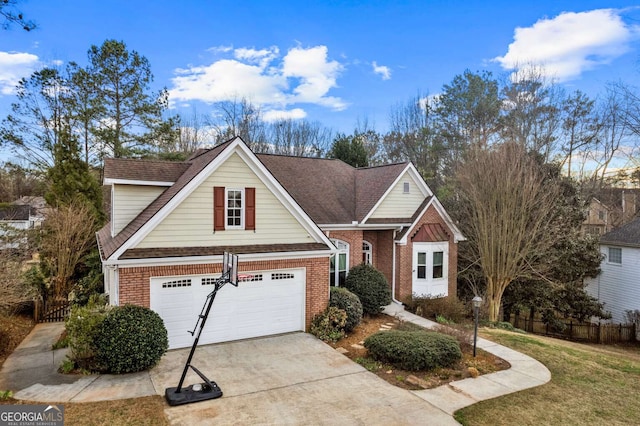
45, 127, 105, 225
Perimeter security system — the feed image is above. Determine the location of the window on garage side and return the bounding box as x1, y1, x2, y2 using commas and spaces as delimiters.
214, 186, 255, 231
226, 188, 243, 228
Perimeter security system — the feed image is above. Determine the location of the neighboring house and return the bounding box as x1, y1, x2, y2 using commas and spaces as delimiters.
582, 198, 611, 236
97, 137, 464, 348
0, 204, 38, 231
583, 188, 640, 235
0, 203, 42, 250
585, 217, 640, 323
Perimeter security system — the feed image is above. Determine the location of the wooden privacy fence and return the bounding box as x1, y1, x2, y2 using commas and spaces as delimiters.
34, 299, 70, 323
510, 314, 636, 344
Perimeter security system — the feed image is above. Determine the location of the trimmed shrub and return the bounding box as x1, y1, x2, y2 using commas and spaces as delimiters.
94, 305, 168, 374
65, 302, 111, 370
329, 287, 363, 332
310, 306, 347, 343
343, 264, 391, 315
364, 329, 462, 371
404, 294, 468, 323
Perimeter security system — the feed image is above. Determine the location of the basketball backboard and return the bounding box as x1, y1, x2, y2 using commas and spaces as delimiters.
223, 252, 239, 286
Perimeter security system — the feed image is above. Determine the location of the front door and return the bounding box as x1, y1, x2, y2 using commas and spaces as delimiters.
412, 242, 448, 297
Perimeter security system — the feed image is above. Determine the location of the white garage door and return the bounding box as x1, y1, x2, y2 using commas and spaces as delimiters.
150, 269, 306, 349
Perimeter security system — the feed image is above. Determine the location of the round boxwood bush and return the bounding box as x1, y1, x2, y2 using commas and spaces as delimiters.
94, 304, 168, 374
343, 264, 391, 315
364, 330, 462, 371
329, 287, 363, 332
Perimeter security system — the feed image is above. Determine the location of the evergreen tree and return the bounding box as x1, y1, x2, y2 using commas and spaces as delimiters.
87, 39, 175, 159
328, 133, 369, 167
45, 127, 104, 225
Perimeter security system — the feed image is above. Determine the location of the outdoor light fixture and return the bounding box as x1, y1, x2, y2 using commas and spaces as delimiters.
472, 296, 483, 358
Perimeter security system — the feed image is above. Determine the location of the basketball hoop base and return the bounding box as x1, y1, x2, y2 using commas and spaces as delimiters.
165, 381, 223, 406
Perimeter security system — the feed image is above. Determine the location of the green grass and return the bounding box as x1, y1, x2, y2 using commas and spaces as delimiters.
455, 329, 640, 426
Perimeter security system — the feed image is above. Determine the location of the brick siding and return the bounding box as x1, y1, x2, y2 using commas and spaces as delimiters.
118, 257, 329, 330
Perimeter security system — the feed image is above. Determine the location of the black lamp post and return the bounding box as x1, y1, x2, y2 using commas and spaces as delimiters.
472, 296, 483, 357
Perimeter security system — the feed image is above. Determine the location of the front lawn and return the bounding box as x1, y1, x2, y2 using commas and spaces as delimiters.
455, 329, 640, 425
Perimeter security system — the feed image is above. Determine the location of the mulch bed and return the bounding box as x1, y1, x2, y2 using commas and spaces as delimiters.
328, 313, 510, 390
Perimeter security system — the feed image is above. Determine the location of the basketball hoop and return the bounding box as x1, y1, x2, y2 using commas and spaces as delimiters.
165, 252, 241, 406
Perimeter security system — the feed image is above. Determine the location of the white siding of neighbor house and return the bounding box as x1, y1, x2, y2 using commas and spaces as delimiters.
135, 153, 314, 248
112, 185, 166, 235
369, 172, 425, 219
585, 245, 640, 323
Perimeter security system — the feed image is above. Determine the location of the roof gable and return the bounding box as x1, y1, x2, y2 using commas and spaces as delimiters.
361, 164, 430, 223
99, 138, 333, 261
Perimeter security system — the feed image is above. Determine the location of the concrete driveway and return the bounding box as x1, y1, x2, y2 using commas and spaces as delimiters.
150, 332, 458, 425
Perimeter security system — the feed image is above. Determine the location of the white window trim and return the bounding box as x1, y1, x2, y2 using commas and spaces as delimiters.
225, 188, 245, 230
607, 247, 622, 265
330, 239, 349, 286
362, 240, 372, 265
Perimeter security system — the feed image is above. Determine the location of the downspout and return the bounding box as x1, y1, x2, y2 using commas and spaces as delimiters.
391, 227, 403, 305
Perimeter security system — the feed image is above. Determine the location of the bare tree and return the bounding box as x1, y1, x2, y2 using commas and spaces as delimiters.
383, 94, 444, 188
456, 142, 561, 322
39, 200, 99, 299
175, 108, 216, 153
209, 98, 267, 149
267, 119, 332, 156
559, 90, 601, 178
580, 85, 632, 191
0, 251, 34, 314
499, 66, 563, 162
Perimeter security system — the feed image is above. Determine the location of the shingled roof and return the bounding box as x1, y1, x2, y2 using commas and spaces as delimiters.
104, 157, 190, 183
98, 141, 232, 260
98, 139, 416, 260
257, 154, 408, 224
601, 217, 640, 248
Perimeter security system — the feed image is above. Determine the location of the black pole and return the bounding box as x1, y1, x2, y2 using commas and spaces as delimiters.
473, 305, 479, 357
175, 279, 224, 392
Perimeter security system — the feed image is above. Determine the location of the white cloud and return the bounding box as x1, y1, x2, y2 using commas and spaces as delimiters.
207, 45, 233, 54
234, 46, 279, 68
262, 108, 307, 122
494, 9, 640, 81
0, 51, 39, 95
372, 61, 391, 80
169, 45, 346, 112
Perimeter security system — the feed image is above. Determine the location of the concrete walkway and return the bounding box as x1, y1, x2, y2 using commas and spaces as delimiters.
0, 304, 551, 423
382, 303, 551, 415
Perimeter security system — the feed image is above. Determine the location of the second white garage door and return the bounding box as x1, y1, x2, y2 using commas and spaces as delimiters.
150, 268, 306, 349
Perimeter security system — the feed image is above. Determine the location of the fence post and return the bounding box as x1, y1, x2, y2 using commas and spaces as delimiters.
597, 323, 601, 344
571, 321, 574, 339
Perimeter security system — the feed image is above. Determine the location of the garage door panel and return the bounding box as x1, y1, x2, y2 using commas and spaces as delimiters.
151, 268, 306, 349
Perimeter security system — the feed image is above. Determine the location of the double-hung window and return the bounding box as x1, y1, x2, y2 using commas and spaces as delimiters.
226, 189, 243, 228
214, 186, 255, 231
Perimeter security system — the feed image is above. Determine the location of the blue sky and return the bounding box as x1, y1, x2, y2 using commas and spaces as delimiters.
1, 1, 640, 138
